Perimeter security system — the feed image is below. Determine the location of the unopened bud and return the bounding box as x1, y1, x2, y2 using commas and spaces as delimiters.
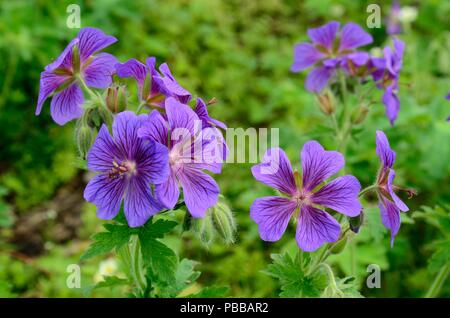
316, 92, 335, 115
192, 196, 236, 246
193, 212, 216, 246
105, 85, 127, 113
321, 285, 344, 298
211, 199, 236, 244
76, 123, 95, 159
351, 105, 369, 124
349, 210, 365, 233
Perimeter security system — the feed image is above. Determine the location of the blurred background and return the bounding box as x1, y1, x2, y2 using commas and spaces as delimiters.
0, 0, 449, 297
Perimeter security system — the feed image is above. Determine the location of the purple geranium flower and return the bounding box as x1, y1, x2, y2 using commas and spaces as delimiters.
36, 27, 118, 125
250, 142, 362, 252
373, 38, 405, 125
291, 21, 373, 93
84, 111, 169, 227
375, 130, 409, 246
138, 97, 224, 218
116, 59, 191, 106
154, 63, 192, 104
115, 57, 164, 106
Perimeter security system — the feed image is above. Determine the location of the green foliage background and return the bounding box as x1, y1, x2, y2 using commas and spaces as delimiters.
0, 0, 449, 297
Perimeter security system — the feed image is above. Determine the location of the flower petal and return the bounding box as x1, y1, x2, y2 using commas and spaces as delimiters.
305, 66, 335, 93
112, 111, 147, 158
84, 174, 126, 220
137, 140, 170, 185
124, 176, 163, 227
36, 71, 71, 116
312, 175, 362, 217
77, 27, 117, 62
250, 196, 297, 242
301, 140, 344, 191
387, 169, 409, 212
154, 63, 191, 104
115, 58, 148, 97
87, 125, 121, 172
50, 83, 84, 125
307, 21, 340, 50
346, 52, 370, 66
251, 148, 297, 196
296, 205, 341, 252
195, 97, 227, 129
155, 171, 180, 210
165, 97, 200, 135
382, 86, 400, 125
178, 166, 219, 218
375, 130, 396, 169
138, 110, 169, 145
291, 43, 325, 72
338, 22, 373, 51
378, 196, 401, 247
45, 38, 79, 72
83, 52, 117, 88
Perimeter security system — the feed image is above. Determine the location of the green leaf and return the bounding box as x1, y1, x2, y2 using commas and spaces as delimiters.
140, 218, 178, 239
95, 275, 129, 289
428, 240, 450, 274
139, 231, 177, 283
187, 286, 230, 298
262, 252, 327, 297
159, 259, 201, 297
80, 224, 132, 261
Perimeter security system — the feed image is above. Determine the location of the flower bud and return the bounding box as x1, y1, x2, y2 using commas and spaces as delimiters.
351, 105, 369, 124
193, 212, 216, 246
75, 123, 95, 158
321, 285, 344, 298
349, 210, 364, 233
211, 200, 236, 244
316, 91, 335, 115
192, 196, 236, 246
105, 85, 127, 113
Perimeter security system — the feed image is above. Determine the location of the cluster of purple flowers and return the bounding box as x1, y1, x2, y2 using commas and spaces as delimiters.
291, 21, 406, 125
250, 131, 410, 251
37, 27, 226, 227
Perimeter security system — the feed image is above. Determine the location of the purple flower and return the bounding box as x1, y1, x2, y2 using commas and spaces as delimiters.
250, 142, 362, 252
36, 27, 118, 125
84, 111, 169, 227
194, 97, 227, 130
291, 21, 373, 93
138, 97, 224, 218
387, 0, 402, 35
375, 130, 409, 246
115, 57, 164, 106
373, 38, 405, 125
116, 58, 191, 106
154, 63, 192, 104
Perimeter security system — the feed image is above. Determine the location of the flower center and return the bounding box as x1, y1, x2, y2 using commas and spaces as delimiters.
293, 189, 313, 207
107, 160, 137, 179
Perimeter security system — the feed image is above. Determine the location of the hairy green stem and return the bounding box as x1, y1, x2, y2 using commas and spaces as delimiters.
425, 264, 450, 298
359, 184, 378, 197
76, 74, 98, 99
